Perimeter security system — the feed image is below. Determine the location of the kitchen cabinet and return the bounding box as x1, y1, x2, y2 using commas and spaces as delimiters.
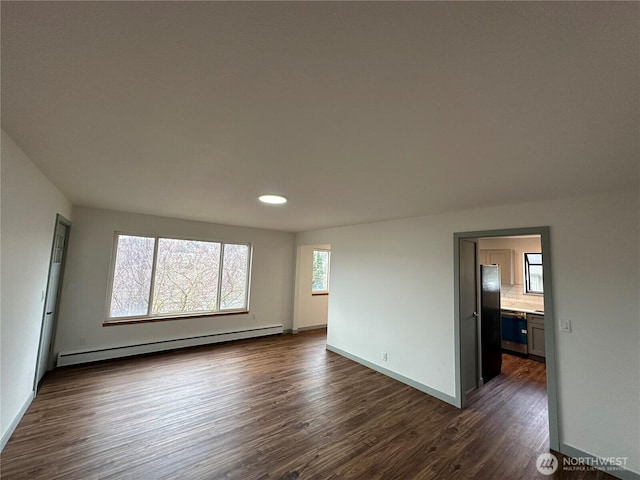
479, 249, 515, 285
527, 313, 545, 360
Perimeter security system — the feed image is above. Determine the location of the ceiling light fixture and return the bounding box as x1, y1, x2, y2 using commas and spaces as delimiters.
259, 194, 288, 205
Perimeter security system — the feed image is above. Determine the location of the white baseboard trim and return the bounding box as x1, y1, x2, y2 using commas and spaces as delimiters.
560, 443, 639, 480
57, 324, 284, 367
1, 390, 34, 452
326, 344, 457, 407
292, 324, 327, 334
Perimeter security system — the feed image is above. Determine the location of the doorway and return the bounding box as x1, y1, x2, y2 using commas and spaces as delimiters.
34, 214, 71, 392
454, 226, 559, 451
293, 244, 331, 333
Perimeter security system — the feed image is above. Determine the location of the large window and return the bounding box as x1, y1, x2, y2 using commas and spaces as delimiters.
312, 249, 330, 294
107, 234, 251, 322
524, 252, 543, 294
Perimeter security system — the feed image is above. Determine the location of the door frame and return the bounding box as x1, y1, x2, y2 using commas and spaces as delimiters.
34, 214, 71, 392
453, 226, 559, 451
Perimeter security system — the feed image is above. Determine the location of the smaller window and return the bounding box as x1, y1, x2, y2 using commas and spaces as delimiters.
312, 249, 330, 294
524, 253, 543, 294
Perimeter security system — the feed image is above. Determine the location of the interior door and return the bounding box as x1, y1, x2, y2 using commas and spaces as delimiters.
35, 219, 69, 388
460, 238, 479, 396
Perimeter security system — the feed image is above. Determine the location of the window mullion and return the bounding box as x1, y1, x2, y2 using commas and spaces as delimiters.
216, 243, 225, 311
147, 237, 160, 316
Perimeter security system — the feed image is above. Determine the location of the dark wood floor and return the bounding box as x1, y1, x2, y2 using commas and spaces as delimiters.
1, 329, 615, 479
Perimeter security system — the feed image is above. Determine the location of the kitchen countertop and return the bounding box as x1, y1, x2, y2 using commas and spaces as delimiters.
501, 306, 544, 315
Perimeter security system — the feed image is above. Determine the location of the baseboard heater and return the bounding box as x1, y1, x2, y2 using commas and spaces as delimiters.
57, 324, 284, 367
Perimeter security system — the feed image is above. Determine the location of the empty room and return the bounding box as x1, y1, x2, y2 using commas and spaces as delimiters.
1, 2, 638, 479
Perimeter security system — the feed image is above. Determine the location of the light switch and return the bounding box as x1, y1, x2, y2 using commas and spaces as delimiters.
559, 320, 572, 333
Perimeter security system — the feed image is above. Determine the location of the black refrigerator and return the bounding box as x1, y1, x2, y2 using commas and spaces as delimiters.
480, 264, 502, 383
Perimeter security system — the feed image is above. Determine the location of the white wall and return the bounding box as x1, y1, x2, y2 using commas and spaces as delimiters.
293, 244, 329, 331
296, 189, 640, 475
54, 207, 295, 355
1, 130, 72, 446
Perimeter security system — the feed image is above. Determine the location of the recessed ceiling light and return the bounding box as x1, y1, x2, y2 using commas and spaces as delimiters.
259, 194, 288, 205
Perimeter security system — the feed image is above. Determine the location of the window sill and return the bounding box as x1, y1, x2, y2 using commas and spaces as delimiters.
103, 310, 249, 327
312, 292, 329, 296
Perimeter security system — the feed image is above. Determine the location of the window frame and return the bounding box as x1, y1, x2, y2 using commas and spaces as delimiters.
104, 231, 252, 325
311, 248, 331, 295
524, 252, 543, 295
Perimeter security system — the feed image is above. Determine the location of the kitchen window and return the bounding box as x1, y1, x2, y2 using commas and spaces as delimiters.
312, 249, 330, 294
524, 252, 543, 294
106, 233, 251, 323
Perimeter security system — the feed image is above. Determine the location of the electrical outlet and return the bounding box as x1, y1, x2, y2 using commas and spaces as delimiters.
559, 320, 572, 333
382, 352, 388, 362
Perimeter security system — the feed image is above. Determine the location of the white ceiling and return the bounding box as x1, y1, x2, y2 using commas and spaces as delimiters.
2, 2, 638, 232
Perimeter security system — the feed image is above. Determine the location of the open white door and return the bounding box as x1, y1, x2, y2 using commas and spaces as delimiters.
35, 217, 70, 390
